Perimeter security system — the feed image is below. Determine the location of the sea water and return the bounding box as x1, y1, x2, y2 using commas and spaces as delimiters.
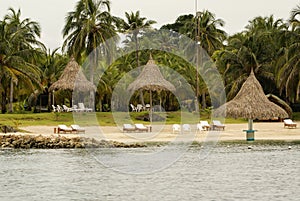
0, 145, 299, 201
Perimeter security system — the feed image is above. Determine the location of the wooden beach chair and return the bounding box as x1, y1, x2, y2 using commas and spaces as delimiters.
123, 124, 136, 132
135, 124, 149, 132
283, 119, 297, 128
71, 125, 85, 133
58, 125, 73, 134
200, 121, 211, 131
212, 120, 225, 130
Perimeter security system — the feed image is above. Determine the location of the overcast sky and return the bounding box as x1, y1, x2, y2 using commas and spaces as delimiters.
0, 0, 299, 50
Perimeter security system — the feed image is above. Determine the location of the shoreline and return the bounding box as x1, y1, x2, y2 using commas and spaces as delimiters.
0, 122, 296, 147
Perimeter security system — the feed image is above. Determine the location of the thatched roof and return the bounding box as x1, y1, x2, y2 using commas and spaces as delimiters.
49, 57, 96, 92
128, 55, 175, 92
214, 71, 288, 119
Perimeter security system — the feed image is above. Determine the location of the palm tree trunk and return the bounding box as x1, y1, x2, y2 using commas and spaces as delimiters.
201, 91, 207, 109
9, 79, 13, 113
1, 91, 7, 114
139, 90, 145, 106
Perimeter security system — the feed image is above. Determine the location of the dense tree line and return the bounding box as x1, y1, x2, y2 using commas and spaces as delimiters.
0, 0, 299, 113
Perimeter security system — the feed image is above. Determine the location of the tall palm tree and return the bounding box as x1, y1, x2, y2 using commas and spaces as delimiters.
215, 15, 287, 100
121, 11, 156, 67
121, 11, 156, 105
164, 11, 226, 110
0, 8, 43, 113
290, 5, 300, 30
63, 0, 119, 82
276, 5, 300, 103
178, 11, 226, 56
63, 0, 120, 108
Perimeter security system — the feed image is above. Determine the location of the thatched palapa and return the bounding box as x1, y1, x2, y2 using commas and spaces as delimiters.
128, 55, 175, 124
214, 70, 288, 120
128, 55, 176, 92
49, 57, 96, 92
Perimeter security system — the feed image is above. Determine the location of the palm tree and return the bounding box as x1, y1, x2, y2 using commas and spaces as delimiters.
290, 5, 300, 30
62, 0, 120, 108
0, 8, 43, 113
276, 5, 300, 103
215, 15, 287, 100
121, 11, 156, 67
121, 11, 156, 105
163, 11, 226, 110
63, 0, 119, 82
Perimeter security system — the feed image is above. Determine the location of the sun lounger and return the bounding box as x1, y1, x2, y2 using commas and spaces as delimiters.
199, 121, 211, 131
212, 120, 225, 130
135, 124, 149, 132
123, 124, 136, 132
284, 119, 297, 128
71, 125, 85, 133
172, 124, 181, 133
78, 103, 93, 112
58, 125, 73, 134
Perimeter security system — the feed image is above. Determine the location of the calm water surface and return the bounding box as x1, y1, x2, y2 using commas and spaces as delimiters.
0, 145, 299, 201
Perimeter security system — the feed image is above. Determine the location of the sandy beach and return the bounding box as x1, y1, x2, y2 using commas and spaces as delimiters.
19, 122, 300, 143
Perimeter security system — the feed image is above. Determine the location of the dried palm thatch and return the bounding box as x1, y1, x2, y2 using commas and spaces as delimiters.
214, 70, 288, 119
49, 57, 96, 92
128, 55, 175, 92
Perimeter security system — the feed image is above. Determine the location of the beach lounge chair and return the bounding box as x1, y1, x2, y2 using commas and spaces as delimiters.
72, 105, 82, 112
123, 124, 136, 132
182, 124, 191, 133
58, 125, 73, 134
63, 105, 73, 112
130, 104, 137, 112
197, 123, 204, 132
283, 119, 297, 128
71, 125, 85, 133
172, 124, 181, 134
199, 121, 211, 131
135, 124, 149, 132
212, 120, 225, 130
78, 103, 93, 112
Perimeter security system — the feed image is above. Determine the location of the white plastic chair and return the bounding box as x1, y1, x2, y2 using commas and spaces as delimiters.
172, 124, 181, 134
52, 105, 57, 112
63, 105, 73, 112
182, 124, 191, 133
130, 104, 137, 112
136, 104, 144, 112
78, 103, 93, 112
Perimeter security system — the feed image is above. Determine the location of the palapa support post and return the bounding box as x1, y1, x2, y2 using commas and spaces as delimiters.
243, 119, 256, 141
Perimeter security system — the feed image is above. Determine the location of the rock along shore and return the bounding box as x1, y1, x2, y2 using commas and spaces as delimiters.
0, 134, 146, 149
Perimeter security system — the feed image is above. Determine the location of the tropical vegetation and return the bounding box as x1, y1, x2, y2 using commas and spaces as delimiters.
0, 0, 300, 115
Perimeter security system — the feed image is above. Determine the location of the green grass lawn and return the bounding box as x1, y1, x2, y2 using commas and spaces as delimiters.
0, 111, 298, 128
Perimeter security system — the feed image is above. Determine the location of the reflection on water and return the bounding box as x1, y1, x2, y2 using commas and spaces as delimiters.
0, 145, 299, 201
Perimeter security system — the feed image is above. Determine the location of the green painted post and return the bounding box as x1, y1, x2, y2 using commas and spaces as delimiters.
244, 119, 255, 141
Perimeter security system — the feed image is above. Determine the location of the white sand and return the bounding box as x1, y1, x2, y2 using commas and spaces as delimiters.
19, 122, 300, 143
